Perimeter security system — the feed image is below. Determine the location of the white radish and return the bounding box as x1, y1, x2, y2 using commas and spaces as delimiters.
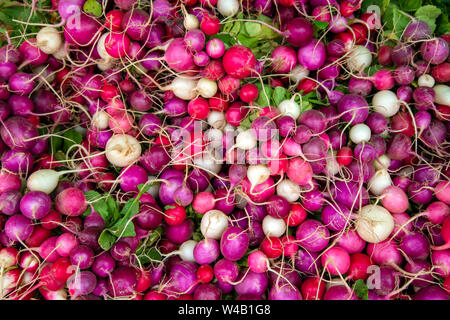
92, 111, 110, 130
372, 90, 400, 117
200, 210, 229, 240
418, 74, 435, 88
97, 58, 116, 71
276, 179, 301, 203
36, 27, 62, 54
347, 45, 372, 73
235, 130, 257, 150
27, 169, 61, 194
349, 123, 371, 144
262, 215, 286, 238
204, 128, 223, 148
196, 78, 217, 98
288, 65, 310, 83
355, 204, 395, 243
184, 14, 199, 31
247, 165, 271, 192
278, 99, 301, 119
207, 111, 226, 130
326, 151, 340, 176
167, 76, 198, 100
179, 240, 197, 262
434, 84, 450, 106
193, 150, 222, 175
52, 45, 67, 60
374, 154, 391, 170
96, 33, 110, 60
368, 169, 392, 196
105, 134, 142, 167
217, 0, 239, 17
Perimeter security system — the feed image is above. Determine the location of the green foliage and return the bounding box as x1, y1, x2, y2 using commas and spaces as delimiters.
83, 0, 102, 17
353, 279, 369, 300
95, 185, 149, 250
415, 5, 442, 32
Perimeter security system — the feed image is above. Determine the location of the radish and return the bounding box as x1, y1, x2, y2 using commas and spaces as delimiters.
368, 169, 393, 196
262, 215, 286, 238
372, 90, 401, 117
418, 74, 435, 87
349, 123, 371, 144
278, 99, 301, 119
200, 210, 228, 240
276, 179, 301, 203
247, 165, 271, 192
434, 84, 450, 106
184, 14, 199, 31
105, 134, 142, 167
217, 0, 239, 17
179, 240, 198, 262
36, 27, 62, 54
346, 45, 372, 73
355, 204, 395, 243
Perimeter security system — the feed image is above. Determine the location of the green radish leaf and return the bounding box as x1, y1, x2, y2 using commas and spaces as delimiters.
81, 206, 92, 217
84, 191, 102, 202
256, 15, 280, 40
62, 129, 83, 153
272, 86, 287, 106
255, 83, 273, 107
353, 279, 369, 300
313, 20, 329, 30
146, 248, 162, 261
98, 230, 116, 251
415, 5, 442, 33
399, 0, 422, 11
364, 64, 385, 76
244, 22, 262, 37
237, 33, 259, 48
83, 0, 102, 17
147, 227, 164, 246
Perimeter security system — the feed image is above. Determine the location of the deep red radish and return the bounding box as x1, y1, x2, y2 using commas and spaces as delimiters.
348, 253, 372, 280
197, 264, 214, 283
164, 205, 187, 226
52, 257, 75, 283
136, 270, 152, 293
188, 97, 210, 120
239, 84, 259, 103
260, 237, 283, 259
284, 203, 307, 227
222, 45, 256, 79
301, 277, 326, 300
200, 14, 220, 36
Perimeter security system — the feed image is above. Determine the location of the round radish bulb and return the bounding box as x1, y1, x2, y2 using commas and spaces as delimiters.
262, 215, 286, 238
347, 45, 372, 73
200, 210, 228, 240
105, 134, 142, 167
356, 204, 394, 243
36, 27, 62, 54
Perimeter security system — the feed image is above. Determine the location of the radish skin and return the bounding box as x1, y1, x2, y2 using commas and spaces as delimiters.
105, 134, 142, 167
356, 204, 395, 243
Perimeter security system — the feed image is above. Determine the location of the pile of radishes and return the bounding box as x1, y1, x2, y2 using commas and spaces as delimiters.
0, 0, 449, 300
